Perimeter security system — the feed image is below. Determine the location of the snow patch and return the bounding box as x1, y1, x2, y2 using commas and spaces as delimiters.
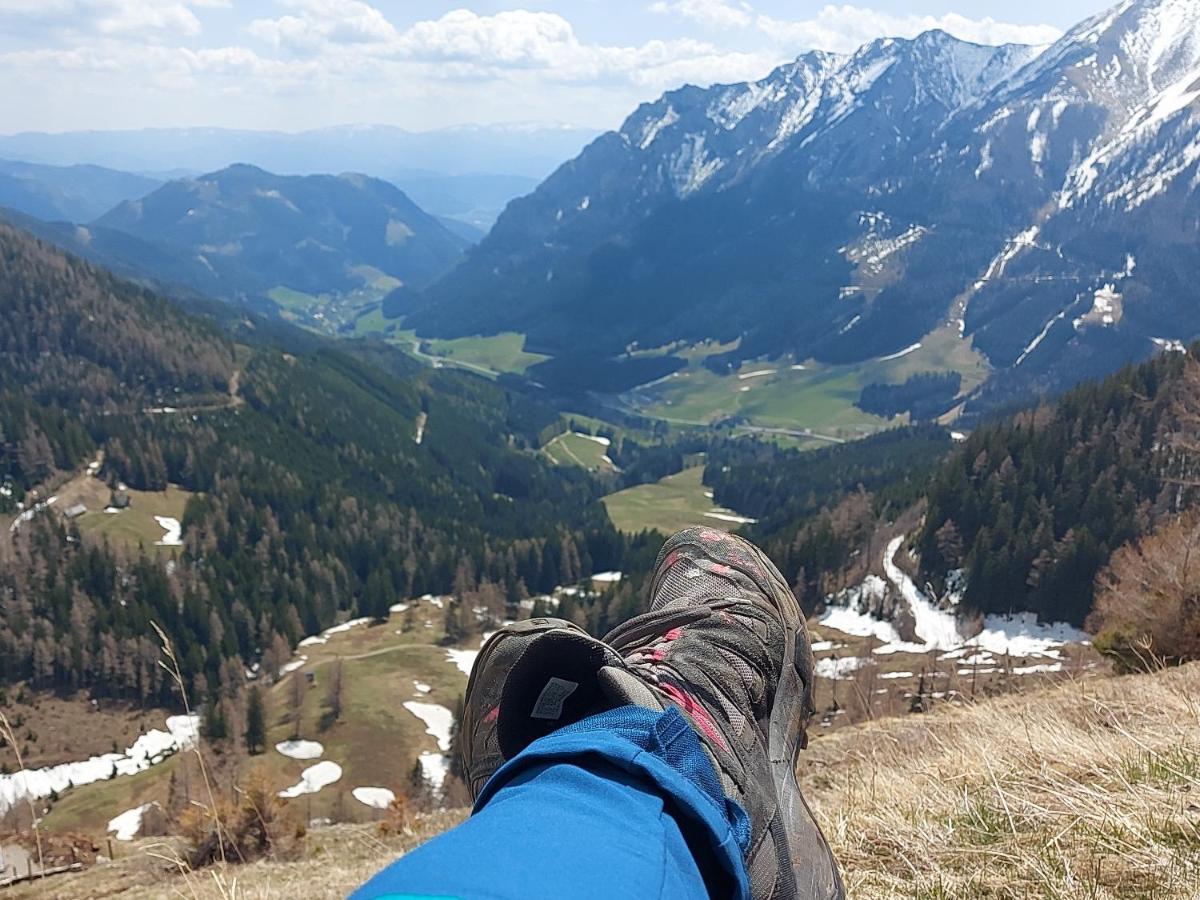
108, 803, 153, 841
323, 617, 371, 637
575, 433, 611, 447
883, 535, 959, 650
970, 612, 1088, 659
639, 105, 679, 149
703, 511, 759, 525
670, 134, 724, 196
8, 495, 58, 534
446, 648, 478, 677
591, 571, 623, 583
352, 787, 396, 809
404, 702, 454, 752
279, 655, 308, 677
275, 740, 324, 760
1073, 284, 1122, 330
818, 598, 900, 646
153, 516, 182, 546
878, 343, 921, 362
738, 369, 777, 380
1011, 662, 1065, 675
814, 657, 866, 679
418, 753, 449, 790
1152, 336, 1187, 353
278, 761, 342, 798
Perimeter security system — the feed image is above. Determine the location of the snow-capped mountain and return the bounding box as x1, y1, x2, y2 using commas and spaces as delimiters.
409, 0, 1200, 406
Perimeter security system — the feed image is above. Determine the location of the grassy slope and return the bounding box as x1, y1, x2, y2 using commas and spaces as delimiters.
633, 325, 988, 435
74, 485, 192, 552
22, 665, 1199, 899
36, 599, 473, 839
603, 466, 745, 535
542, 432, 614, 472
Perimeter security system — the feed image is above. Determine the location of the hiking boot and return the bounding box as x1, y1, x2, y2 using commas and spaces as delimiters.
460, 617, 596, 799
604, 527, 844, 900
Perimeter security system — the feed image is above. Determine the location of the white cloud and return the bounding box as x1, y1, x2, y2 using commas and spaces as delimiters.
758, 5, 1062, 55
247, 0, 397, 53
0, 1, 1069, 132
0, 0, 215, 37
649, 0, 753, 30
240, 6, 775, 88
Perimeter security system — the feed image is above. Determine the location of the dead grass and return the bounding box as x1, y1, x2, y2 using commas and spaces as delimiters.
13, 662, 1199, 898
5, 813, 466, 899
800, 662, 1200, 898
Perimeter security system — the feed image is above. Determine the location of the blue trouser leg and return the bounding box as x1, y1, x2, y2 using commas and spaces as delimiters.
352, 706, 751, 900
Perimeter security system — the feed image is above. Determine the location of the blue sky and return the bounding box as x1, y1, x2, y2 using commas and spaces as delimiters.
0, 0, 1109, 133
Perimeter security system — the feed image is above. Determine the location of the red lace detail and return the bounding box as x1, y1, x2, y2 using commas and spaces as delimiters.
483, 706, 499, 724
660, 682, 729, 753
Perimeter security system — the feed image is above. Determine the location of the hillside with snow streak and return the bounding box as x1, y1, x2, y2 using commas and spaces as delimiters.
0, 715, 198, 817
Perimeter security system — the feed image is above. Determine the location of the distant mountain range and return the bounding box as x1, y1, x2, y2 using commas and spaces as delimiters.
0, 158, 161, 222
407, 0, 1200, 409
97, 164, 467, 295
0, 124, 593, 234
2, 164, 469, 318
0, 122, 596, 191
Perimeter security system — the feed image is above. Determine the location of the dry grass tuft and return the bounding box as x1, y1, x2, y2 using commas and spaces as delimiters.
801, 662, 1200, 898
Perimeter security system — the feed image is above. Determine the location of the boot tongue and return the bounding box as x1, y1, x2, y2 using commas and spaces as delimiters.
496, 630, 624, 758
598, 665, 665, 711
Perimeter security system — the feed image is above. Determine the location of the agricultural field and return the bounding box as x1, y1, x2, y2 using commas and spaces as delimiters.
351, 319, 547, 378
423, 333, 548, 375
268, 268, 404, 335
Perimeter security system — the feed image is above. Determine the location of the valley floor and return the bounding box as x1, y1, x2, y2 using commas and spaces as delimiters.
11, 664, 1197, 899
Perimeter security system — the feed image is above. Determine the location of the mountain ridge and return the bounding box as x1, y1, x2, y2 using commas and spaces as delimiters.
407, 0, 1200, 411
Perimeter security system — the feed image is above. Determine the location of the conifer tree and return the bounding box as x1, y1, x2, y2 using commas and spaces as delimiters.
245, 686, 266, 755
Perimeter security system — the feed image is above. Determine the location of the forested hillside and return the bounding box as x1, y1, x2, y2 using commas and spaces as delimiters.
917, 352, 1200, 626
704, 427, 951, 608
706, 345, 1200, 633
0, 223, 630, 711
0, 222, 235, 495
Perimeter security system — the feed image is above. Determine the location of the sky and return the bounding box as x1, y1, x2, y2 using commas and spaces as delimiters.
0, 0, 1111, 134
